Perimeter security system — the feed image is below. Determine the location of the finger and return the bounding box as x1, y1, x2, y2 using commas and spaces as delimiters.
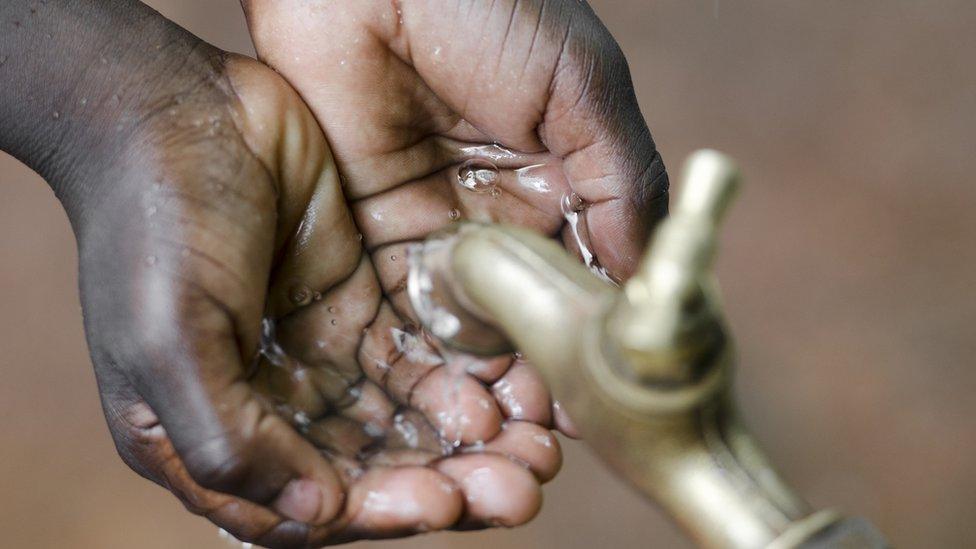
107, 410, 312, 548
436, 453, 542, 528
249, 358, 330, 423
438, 350, 514, 385
365, 448, 441, 468
228, 57, 366, 321
553, 400, 582, 439
338, 379, 397, 435
475, 421, 562, 483
410, 365, 503, 447
97, 358, 319, 548
357, 303, 444, 403
491, 360, 553, 425
305, 415, 375, 457
384, 409, 446, 455
129, 309, 343, 525
343, 467, 464, 537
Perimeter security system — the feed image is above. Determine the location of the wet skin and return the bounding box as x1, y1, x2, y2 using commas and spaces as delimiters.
1, 1, 666, 548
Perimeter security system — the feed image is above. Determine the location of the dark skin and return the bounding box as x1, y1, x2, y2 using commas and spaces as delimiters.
1, 1, 666, 547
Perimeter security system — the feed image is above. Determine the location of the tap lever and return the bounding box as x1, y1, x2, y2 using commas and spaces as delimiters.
611, 150, 740, 383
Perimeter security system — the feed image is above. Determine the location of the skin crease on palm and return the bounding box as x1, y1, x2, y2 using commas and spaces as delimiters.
2, 1, 665, 548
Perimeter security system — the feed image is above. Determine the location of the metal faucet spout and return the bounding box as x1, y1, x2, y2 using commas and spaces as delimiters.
406, 150, 887, 549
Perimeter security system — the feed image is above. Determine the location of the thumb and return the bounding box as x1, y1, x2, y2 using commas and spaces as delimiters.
126, 294, 344, 525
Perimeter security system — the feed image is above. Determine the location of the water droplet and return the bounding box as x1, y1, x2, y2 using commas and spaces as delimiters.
430, 309, 461, 339
390, 254, 397, 261
330, 319, 338, 326
327, 306, 337, 314
289, 284, 312, 306
293, 411, 311, 431
457, 159, 500, 194
448, 208, 461, 221
51, 111, 60, 119
78, 97, 87, 106
533, 434, 553, 448
363, 422, 385, 437
356, 233, 364, 242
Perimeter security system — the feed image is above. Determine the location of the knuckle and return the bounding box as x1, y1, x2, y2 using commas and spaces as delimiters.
182, 437, 253, 494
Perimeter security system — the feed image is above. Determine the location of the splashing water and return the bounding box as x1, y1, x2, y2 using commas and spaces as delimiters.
493, 377, 523, 418
393, 412, 420, 449
406, 242, 462, 340
560, 193, 617, 285
258, 317, 289, 368
390, 328, 445, 366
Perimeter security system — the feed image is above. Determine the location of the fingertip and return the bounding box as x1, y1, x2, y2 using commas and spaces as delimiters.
272, 479, 322, 524
412, 367, 503, 445
437, 454, 542, 528
553, 400, 581, 439
346, 467, 464, 535
492, 361, 552, 425
482, 421, 562, 483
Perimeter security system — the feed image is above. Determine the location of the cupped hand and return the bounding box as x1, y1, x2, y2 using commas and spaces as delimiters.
235, 0, 669, 542
85, 50, 562, 548
243, 0, 668, 279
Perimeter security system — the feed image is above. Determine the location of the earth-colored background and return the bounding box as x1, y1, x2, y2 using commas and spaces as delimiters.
2, 1, 974, 547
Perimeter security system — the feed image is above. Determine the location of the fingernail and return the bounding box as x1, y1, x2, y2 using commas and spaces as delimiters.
272, 479, 322, 523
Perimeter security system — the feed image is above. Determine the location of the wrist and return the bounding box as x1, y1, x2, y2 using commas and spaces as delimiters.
0, 1, 230, 221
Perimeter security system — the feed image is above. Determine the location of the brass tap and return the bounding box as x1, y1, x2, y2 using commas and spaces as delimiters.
407, 150, 887, 549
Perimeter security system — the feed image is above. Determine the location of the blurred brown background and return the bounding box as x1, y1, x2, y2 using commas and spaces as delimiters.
2, 1, 975, 547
